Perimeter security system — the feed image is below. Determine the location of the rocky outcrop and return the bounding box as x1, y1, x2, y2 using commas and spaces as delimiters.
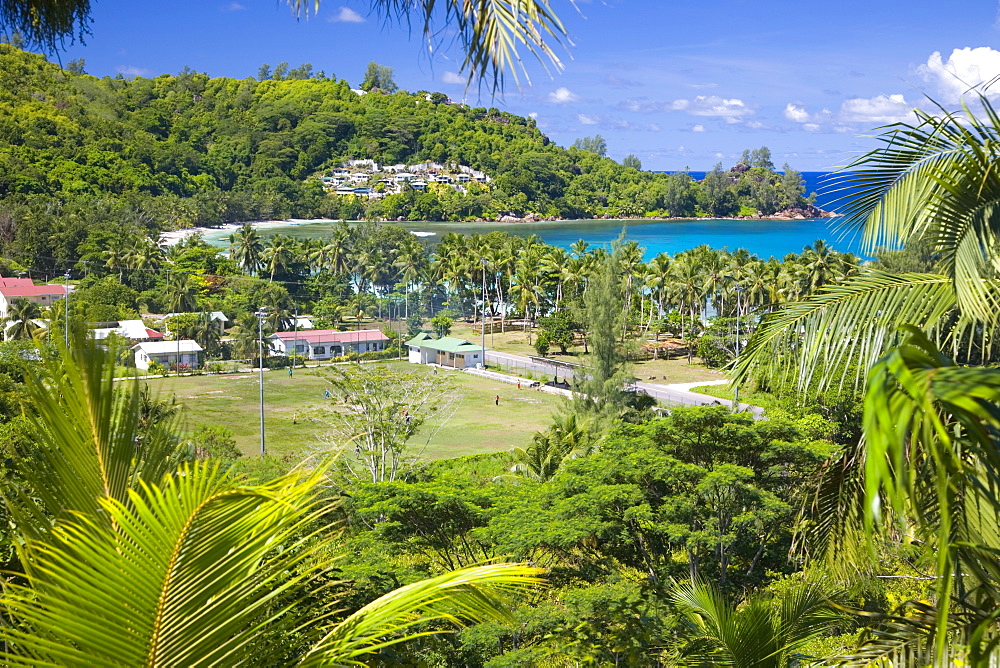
770, 203, 833, 219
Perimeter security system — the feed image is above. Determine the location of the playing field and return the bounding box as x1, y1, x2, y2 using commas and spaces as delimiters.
145, 362, 566, 459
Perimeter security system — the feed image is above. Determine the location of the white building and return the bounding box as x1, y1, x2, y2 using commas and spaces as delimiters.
132, 340, 203, 371
268, 328, 389, 361
406, 333, 485, 369
92, 320, 165, 344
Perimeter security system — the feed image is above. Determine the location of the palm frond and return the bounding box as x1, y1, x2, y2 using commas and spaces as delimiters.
287, 0, 569, 91
734, 271, 956, 394
0, 462, 337, 666
301, 563, 546, 665
6, 336, 186, 550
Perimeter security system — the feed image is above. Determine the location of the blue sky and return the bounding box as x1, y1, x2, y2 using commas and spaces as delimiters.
56, 0, 1000, 171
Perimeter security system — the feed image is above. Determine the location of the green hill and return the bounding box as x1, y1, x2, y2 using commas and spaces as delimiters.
0, 44, 813, 271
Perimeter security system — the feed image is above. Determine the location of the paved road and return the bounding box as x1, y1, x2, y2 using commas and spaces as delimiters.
485, 350, 763, 415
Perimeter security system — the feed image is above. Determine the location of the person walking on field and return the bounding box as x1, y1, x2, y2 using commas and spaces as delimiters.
495, 395, 500, 406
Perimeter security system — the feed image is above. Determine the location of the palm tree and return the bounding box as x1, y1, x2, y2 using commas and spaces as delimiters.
190, 311, 222, 358
165, 272, 198, 313
262, 234, 297, 282
0, 337, 545, 665
2, 298, 42, 341
671, 581, 846, 666
229, 223, 264, 276
735, 95, 1000, 662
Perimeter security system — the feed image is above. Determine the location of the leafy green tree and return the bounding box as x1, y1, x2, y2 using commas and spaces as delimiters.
622, 153, 641, 170
316, 364, 455, 482
571, 135, 608, 157
189, 424, 241, 459
431, 314, 453, 337
361, 61, 398, 93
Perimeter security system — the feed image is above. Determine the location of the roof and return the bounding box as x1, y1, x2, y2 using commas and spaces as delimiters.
271, 329, 388, 344
0, 277, 35, 288
162, 311, 227, 322
406, 335, 486, 354
132, 340, 203, 354
94, 320, 161, 341
0, 284, 67, 298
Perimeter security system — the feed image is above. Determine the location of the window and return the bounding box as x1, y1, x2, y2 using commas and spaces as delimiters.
294, 344, 305, 353
313, 346, 325, 355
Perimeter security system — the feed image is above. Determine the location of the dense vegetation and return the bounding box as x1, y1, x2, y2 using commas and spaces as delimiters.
0, 43, 818, 281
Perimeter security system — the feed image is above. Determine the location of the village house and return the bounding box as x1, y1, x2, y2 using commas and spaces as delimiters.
92, 320, 165, 344
0, 277, 67, 319
268, 328, 388, 361
406, 333, 486, 369
132, 340, 202, 371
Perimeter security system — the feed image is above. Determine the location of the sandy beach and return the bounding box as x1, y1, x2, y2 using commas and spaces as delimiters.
159, 218, 342, 246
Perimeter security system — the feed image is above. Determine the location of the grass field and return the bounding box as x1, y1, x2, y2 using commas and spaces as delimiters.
447, 321, 723, 385
146, 362, 566, 459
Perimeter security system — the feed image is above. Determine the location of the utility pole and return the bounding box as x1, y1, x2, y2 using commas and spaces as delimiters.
63, 270, 70, 349
256, 307, 267, 455
733, 286, 744, 409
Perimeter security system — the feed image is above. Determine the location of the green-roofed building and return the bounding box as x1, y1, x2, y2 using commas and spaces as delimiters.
405, 333, 487, 368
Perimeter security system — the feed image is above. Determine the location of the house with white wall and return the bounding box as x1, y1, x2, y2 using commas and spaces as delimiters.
132, 340, 202, 371
406, 333, 485, 369
269, 329, 388, 361
0, 277, 67, 319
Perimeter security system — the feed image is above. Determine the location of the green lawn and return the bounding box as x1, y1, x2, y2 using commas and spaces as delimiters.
145, 362, 565, 459
447, 321, 723, 385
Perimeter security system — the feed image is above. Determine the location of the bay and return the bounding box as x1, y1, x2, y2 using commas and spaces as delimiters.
200, 216, 860, 260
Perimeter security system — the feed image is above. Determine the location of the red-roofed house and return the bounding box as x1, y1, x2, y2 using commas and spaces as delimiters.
0, 279, 67, 319
268, 328, 388, 361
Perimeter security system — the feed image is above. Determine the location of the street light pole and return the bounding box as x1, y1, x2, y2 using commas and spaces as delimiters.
256, 307, 267, 455
291, 305, 297, 377
733, 286, 744, 409
481, 257, 487, 368
63, 270, 70, 350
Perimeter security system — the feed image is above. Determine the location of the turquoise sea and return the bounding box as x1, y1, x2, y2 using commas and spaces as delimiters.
198, 171, 865, 260
201, 216, 861, 261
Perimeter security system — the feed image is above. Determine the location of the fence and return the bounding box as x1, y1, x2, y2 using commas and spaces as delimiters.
484, 352, 577, 385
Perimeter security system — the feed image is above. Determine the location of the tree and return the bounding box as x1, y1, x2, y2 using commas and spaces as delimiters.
0, 334, 544, 666
317, 364, 455, 483
165, 273, 199, 313
622, 154, 641, 170
574, 238, 633, 420
360, 61, 398, 93
431, 314, 453, 337
7, 0, 568, 90
1, 299, 42, 341
229, 223, 264, 276
671, 582, 847, 666
571, 135, 607, 157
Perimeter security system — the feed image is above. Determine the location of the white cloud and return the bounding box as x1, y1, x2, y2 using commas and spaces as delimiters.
577, 113, 599, 125
713, 152, 725, 159
918, 47, 1000, 102
330, 6, 365, 22
548, 87, 579, 104
441, 71, 465, 85
688, 96, 750, 118
839, 93, 913, 123
745, 120, 764, 129
528, 112, 538, 119
618, 95, 752, 119
803, 123, 821, 132
222, 2, 246, 10
784, 103, 810, 123
691, 124, 705, 132
116, 65, 151, 77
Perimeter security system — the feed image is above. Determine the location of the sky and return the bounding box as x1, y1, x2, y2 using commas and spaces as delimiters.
50, 0, 1000, 171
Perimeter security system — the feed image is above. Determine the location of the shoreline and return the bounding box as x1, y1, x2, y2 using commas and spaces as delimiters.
159, 212, 836, 246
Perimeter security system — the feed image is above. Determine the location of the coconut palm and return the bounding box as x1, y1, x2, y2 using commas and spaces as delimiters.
165, 272, 199, 313
229, 223, 264, 276
671, 581, 847, 666
190, 311, 222, 358
1, 298, 42, 341
0, 338, 545, 665
262, 234, 298, 282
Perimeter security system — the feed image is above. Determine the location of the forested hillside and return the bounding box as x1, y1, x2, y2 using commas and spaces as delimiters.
0, 44, 812, 256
